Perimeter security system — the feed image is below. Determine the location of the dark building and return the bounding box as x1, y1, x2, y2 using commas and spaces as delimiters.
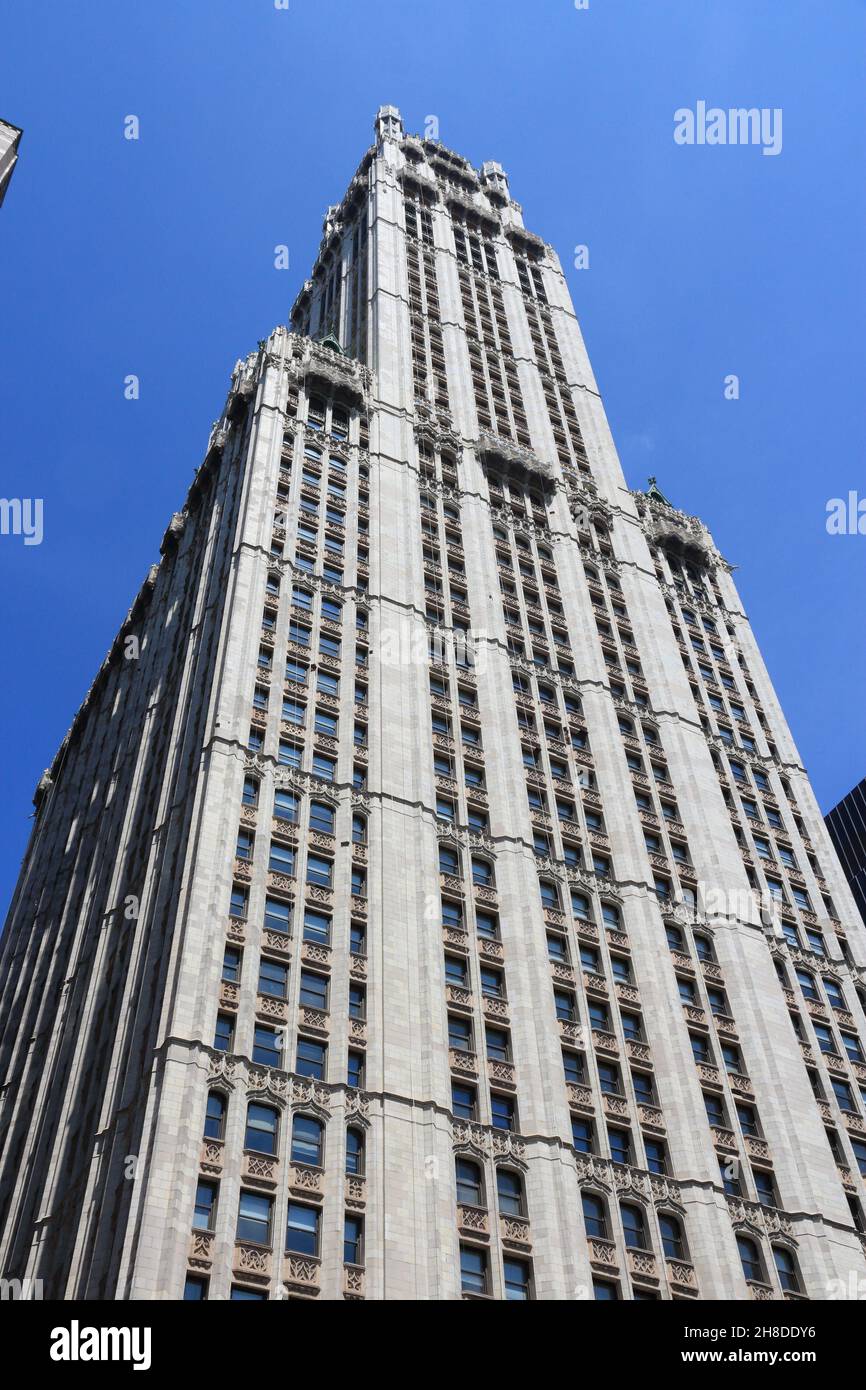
827, 779, 866, 927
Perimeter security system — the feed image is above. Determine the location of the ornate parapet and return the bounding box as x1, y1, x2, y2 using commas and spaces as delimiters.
477, 430, 556, 483
631, 481, 723, 568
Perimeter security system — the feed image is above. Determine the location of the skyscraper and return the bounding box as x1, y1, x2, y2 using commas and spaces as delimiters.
1, 105, 865, 1302
0, 118, 22, 208
826, 780, 866, 930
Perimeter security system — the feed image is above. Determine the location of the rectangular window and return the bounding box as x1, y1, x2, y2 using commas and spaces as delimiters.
296, 1039, 327, 1080
344, 1215, 364, 1266
193, 1180, 218, 1231
252, 1025, 282, 1068
285, 1203, 320, 1257
237, 1191, 273, 1246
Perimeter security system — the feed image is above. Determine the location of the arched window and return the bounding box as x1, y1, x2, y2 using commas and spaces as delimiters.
665, 924, 684, 951
694, 934, 714, 963
345, 1128, 365, 1177
737, 1234, 764, 1283
601, 902, 621, 929
659, 1213, 685, 1260
291, 1113, 324, 1167
439, 845, 460, 876
795, 969, 819, 1001
245, 1103, 279, 1156
539, 880, 559, 911
571, 891, 591, 921
204, 1091, 226, 1141
773, 1247, 801, 1293
455, 1158, 484, 1208
582, 1192, 608, 1239
620, 1203, 648, 1250
472, 857, 494, 887
496, 1168, 525, 1217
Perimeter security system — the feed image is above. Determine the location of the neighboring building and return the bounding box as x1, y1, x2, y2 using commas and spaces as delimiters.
1, 105, 866, 1303
827, 780, 866, 928
0, 119, 22, 207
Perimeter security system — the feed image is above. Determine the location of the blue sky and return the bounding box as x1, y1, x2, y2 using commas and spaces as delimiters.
1, 0, 864, 912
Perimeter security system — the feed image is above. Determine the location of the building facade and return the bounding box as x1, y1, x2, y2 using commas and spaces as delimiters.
1, 105, 866, 1302
0, 118, 22, 208
827, 780, 866, 930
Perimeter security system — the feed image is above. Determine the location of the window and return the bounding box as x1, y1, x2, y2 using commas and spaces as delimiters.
620, 1203, 648, 1250
285, 1203, 320, 1256
291, 1114, 324, 1167
480, 967, 505, 1000
472, 857, 494, 887
597, 1062, 621, 1096
659, 1213, 685, 1260
582, 1192, 608, 1239
193, 1180, 218, 1231
268, 841, 295, 877
539, 880, 559, 910
496, 1169, 524, 1217
753, 1169, 777, 1207
346, 1128, 365, 1177
214, 1014, 234, 1053
296, 1038, 327, 1080
347, 1050, 365, 1088
737, 1234, 765, 1284
572, 889, 592, 922
451, 1081, 477, 1121
344, 1214, 364, 1266
832, 1078, 856, 1112
306, 854, 333, 888
300, 970, 328, 1011
593, 1278, 619, 1300
184, 1275, 208, 1300
572, 1118, 594, 1153
236, 828, 254, 861
237, 1191, 272, 1247
204, 1091, 226, 1141
242, 776, 259, 807
273, 790, 298, 823
773, 1247, 801, 1294
645, 1139, 667, 1176
245, 1104, 278, 1155
309, 801, 335, 835
253, 1025, 282, 1069
456, 1158, 484, 1208
632, 1071, 655, 1105
222, 945, 241, 984
264, 897, 291, 935
349, 983, 366, 1020
460, 1244, 488, 1296
491, 1093, 516, 1131
258, 953, 289, 998
503, 1257, 533, 1301
608, 1128, 631, 1166
555, 989, 577, 1023
485, 1026, 509, 1062
303, 909, 331, 945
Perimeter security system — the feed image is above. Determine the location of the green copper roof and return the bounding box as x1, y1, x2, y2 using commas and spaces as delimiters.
646, 476, 674, 508
318, 332, 343, 355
